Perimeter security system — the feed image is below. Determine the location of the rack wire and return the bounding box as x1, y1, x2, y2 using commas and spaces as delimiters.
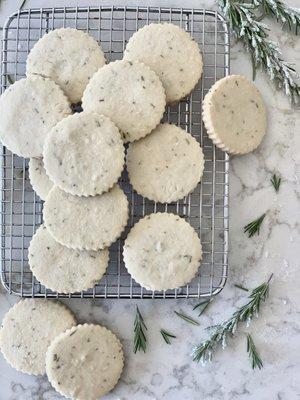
1, 6, 230, 298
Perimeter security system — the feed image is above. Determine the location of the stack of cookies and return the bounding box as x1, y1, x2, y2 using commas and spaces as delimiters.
0, 22, 268, 400
0, 23, 267, 297
0, 24, 206, 296
0, 299, 124, 400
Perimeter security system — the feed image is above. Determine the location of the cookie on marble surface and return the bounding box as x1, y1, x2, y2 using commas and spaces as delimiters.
0, 76, 71, 158
82, 59, 166, 142
46, 324, 124, 400
126, 123, 204, 203
29, 158, 53, 201
26, 28, 106, 103
43, 112, 124, 196
123, 212, 202, 291
43, 184, 129, 251
202, 75, 267, 154
124, 23, 203, 103
0, 299, 76, 375
28, 224, 109, 293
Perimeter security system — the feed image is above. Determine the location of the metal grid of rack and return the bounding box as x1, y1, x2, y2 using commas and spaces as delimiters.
1, 6, 230, 298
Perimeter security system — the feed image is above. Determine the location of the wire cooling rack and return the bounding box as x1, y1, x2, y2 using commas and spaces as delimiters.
1, 6, 229, 299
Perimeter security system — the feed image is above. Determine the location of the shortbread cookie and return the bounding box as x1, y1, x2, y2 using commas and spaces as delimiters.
46, 324, 124, 400
0, 300, 76, 375
0, 76, 71, 158
124, 23, 203, 103
29, 158, 53, 200
43, 184, 128, 250
123, 213, 202, 291
43, 112, 124, 196
28, 225, 109, 293
127, 123, 204, 203
202, 75, 267, 154
26, 28, 106, 103
82, 60, 166, 142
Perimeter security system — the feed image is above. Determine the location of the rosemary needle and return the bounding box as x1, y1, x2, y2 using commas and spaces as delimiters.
7, 75, 14, 85
20, 0, 27, 9
193, 298, 213, 317
174, 310, 199, 326
160, 329, 176, 345
270, 174, 281, 193
234, 284, 249, 292
247, 334, 263, 370
244, 213, 266, 238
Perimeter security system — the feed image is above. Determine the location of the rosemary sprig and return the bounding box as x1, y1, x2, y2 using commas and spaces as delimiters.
218, 0, 300, 103
133, 306, 147, 353
174, 310, 199, 326
260, 0, 300, 34
192, 274, 272, 365
270, 174, 281, 192
160, 329, 176, 344
193, 298, 213, 317
234, 283, 249, 292
244, 213, 266, 237
247, 333, 263, 369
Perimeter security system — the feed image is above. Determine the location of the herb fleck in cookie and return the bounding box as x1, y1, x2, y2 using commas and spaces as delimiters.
0, 300, 76, 375
43, 184, 129, 251
123, 213, 202, 291
82, 60, 166, 142
124, 23, 203, 103
0, 76, 71, 158
28, 225, 109, 293
26, 28, 106, 103
46, 324, 124, 400
43, 112, 124, 196
29, 158, 53, 200
127, 123, 204, 203
202, 75, 267, 154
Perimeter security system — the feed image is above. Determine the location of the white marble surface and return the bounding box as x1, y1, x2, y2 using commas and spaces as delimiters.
0, 0, 300, 399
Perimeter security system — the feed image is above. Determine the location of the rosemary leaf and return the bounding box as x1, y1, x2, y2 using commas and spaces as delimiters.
218, 0, 300, 104
244, 213, 266, 237
234, 284, 249, 292
133, 306, 147, 353
174, 310, 199, 326
270, 174, 281, 192
193, 298, 213, 317
160, 329, 176, 344
192, 274, 273, 365
247, 334, 263, 369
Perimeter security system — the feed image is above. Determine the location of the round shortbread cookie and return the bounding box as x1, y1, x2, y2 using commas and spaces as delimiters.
82, 59, 166, 142
127, 123, 204, 203
124, 23, 203, 103
0, 76, 71, 158
43, 184, 129, 251
202, 75, 267, 154
28, 225, 109, 293
123, 213, 202, 291
29, 158, 53, 201
46, 324, 124, 400
26, 28, 106, 103
0, 300, 76, 375
43, 112, 124, 196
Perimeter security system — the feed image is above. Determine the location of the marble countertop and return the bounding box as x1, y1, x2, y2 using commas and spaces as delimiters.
0, 0, 299, 399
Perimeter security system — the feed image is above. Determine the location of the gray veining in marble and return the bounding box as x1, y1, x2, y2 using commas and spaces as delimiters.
0, 0, 299, 399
